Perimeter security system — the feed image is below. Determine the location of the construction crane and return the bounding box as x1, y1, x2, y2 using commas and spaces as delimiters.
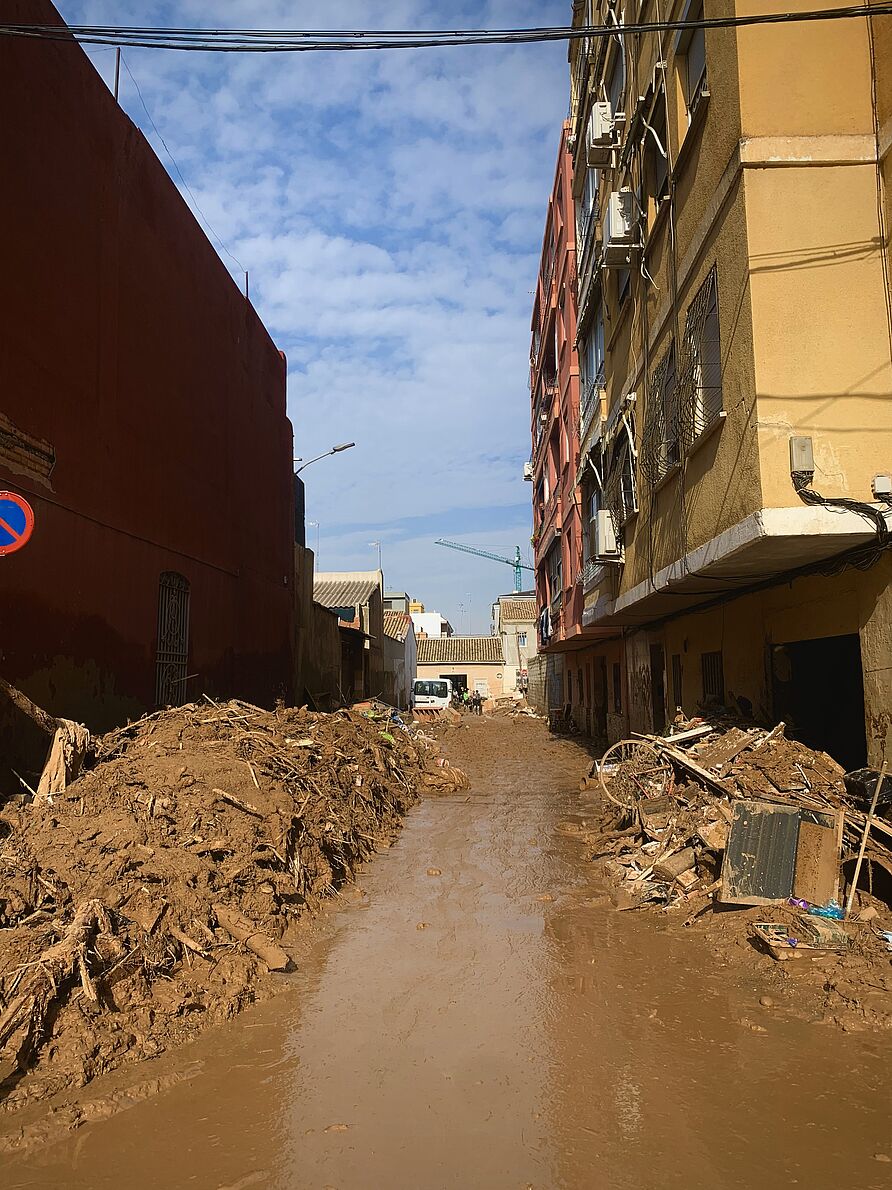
435, 539, 534, 594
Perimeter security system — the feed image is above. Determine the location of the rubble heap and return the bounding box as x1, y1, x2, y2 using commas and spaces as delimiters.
0, 699, 467, 1112
581, 719, 892, 1028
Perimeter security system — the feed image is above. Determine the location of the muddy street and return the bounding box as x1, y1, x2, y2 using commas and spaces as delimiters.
5, 717, 891, 1189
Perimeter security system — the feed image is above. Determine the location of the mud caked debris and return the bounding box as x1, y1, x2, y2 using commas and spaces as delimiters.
580, 716, 892, 1030
0, 696, 468, 1113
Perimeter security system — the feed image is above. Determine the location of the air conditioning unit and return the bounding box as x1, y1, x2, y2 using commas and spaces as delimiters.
586, 101, 614, 165
602, 189, 636, 267
523, 461, 534, 481
539, 410, 549, 424
595, 509, 620, 557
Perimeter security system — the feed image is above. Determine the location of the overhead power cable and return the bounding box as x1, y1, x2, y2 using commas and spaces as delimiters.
2, 5, 892, 52
118, 53, 246, 275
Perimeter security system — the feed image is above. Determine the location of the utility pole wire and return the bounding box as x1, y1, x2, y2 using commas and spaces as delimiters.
3, 5, 892, 51
119, 53, 246, 278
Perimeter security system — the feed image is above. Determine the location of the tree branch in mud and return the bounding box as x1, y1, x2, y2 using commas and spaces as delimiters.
0, 899, 111, 1077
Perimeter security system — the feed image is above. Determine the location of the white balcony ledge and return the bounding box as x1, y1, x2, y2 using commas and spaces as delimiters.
583, 504, 892, 628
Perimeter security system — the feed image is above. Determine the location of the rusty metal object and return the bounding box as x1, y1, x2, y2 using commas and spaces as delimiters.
597, 739, 674, 810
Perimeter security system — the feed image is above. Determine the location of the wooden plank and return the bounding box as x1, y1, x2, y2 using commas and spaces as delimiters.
793, 818, 839, 906
658, 743, 732, 794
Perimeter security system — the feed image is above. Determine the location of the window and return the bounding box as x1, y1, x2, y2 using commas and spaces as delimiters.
576, 167, 600, 254
586, 484, 600, 561
701, 650, 725, 704
548, 542, 563, 603
661, 343, 680, 469
671, 653, 683, 710
518, 632, 527, 648
617, 267, 631, 307
612, 661, 622, 713
686, 267, 722, 436
644, 97, 669, 213
679, 0, 707, 116
607, 50, 625, 122
580, 311, 605, 391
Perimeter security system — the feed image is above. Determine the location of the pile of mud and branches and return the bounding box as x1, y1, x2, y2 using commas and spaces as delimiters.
577, 718, 892, 1031
0, 698, 467, 1112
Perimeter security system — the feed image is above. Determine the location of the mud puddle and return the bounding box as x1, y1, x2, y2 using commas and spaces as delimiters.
4, 719, 891, 1189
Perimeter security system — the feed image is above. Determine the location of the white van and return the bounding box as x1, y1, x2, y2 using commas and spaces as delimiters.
413, 678, 452, 711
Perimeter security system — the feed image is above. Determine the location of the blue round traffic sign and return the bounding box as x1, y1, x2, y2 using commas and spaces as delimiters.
0, 492, 35, 556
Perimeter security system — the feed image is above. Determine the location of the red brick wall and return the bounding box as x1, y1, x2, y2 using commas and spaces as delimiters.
0, 2, 294, 730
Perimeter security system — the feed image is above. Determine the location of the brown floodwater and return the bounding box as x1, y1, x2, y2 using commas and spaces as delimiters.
4, 718, 891, 1189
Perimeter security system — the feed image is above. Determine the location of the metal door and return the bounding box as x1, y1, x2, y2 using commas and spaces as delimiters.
155, 571, 190, 708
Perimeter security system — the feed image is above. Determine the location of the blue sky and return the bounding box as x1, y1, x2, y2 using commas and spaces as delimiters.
59, 1, 570, 632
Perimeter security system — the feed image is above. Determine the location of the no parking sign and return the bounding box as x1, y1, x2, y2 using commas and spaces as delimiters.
0, 492, 35, 556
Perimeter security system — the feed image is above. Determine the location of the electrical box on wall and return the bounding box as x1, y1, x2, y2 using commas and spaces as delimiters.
789, 435, 814, 474
872, 473, 892, 498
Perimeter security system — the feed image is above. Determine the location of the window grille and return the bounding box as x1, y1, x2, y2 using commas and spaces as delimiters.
155, 571, 190, 709
671, 653, 683, 710
701, 650, 724, 705
641, 266, 722, 488
642, 348, 680, 485
684, 266, 722, 438
603, 418, 638, 534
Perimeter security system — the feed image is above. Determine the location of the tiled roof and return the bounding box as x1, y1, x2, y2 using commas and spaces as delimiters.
383, 611, 412, 642
314, 576, 379, 610
499, 597, 537, 622
417, 636, 505, 665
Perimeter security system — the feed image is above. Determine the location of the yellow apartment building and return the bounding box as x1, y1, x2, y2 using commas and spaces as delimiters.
565, 0, 892, 770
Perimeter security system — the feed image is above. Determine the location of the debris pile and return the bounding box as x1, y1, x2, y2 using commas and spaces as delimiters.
0, 698, 466, 1111
490, 699, 542, 720
581, 720, 892, 1027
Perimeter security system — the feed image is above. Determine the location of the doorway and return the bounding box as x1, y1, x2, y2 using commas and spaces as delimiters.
440, 673, 468, 695
649, 643, 666, 733
771, 634, 866, 771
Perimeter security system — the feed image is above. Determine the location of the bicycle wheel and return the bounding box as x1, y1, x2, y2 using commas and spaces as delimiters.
597, 739, 674, 810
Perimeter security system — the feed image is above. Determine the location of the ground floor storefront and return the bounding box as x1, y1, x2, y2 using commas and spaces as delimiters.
531, 553, 892, 771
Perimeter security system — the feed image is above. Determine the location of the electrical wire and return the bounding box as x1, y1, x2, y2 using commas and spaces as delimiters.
792, 471, 890, 545
119, 53, 246, 276
3, 6, 892, 52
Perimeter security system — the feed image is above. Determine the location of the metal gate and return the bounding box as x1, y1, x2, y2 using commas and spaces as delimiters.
155, 571, 190, 708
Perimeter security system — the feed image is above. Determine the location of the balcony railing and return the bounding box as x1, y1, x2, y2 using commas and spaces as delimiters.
542, 254, 555, 305
580, 369, 605, 439
578, 558, 607, 593
577, 200, 599, 261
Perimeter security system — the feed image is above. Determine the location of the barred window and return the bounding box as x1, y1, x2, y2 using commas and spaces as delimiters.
661, 344, 680, 469
701, 650, 724, 704
642, 344, 679, 485
686, 268, 722, 436
604, 421, 637, 528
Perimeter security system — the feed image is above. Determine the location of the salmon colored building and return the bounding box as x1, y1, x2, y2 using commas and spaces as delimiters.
0, 1, 295, 778
529, 122, 585, 699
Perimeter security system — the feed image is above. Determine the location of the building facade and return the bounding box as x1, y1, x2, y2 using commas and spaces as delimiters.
0, 0, 295, 754
410, 609, 454, 639
556, 0, 892, 769
313, 572, 385, 703
491, 594, 537, 694
382, 611, 417, 710
530, 121, 585, 659
416, 637, 506, 702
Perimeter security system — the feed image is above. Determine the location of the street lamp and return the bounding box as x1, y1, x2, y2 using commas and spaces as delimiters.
293, 442, 355, 475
